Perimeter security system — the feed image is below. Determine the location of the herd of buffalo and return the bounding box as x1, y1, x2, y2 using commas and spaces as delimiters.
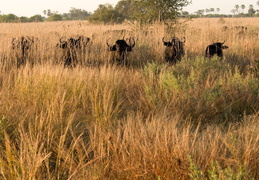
11, 34, 229, 67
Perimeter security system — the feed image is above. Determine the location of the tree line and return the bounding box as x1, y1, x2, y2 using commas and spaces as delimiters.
192, 2, 259, 18
231, 3, 259, 17
0, 0, 191, 23
1, 0, 259, 24
0, 8, 92, 23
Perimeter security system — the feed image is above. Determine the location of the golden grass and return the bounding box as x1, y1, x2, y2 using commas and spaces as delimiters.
0, 18, 258, 179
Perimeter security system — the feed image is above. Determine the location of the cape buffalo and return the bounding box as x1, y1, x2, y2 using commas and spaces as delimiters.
106, 37, 135, 66
57, 36, 90, 67
12, 36, 36, 67
205, 41, 228, 60
162, 37, 185, 65
58, 36, 90, 49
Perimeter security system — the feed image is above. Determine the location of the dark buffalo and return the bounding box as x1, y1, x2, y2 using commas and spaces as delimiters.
205, 41, 229, 60
75, 36, 91, 49
12, 36, 36, 67
57, 36, 90, 67
106, 37, 135, 65
235, 26, 248, 32
58, 37, 78, 67
63, 48, 78, 68
222, 26, 248, 37
58, 36, 91, 49
222, 26, 229, 31
162, 37, 185, 64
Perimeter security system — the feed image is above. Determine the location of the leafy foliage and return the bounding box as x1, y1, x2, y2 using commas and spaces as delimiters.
88, 4, 124, 24
46, 14, 62, 21
0, 14, 19, 22
90, 0, 191, 23
29, 14, 44, 22
188, 157, 255, 180
115, 0, 191, 23
62, 8, 91, 20
0, 14, 44, 23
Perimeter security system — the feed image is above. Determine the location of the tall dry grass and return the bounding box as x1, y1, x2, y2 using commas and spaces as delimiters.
0, 18, 258, 179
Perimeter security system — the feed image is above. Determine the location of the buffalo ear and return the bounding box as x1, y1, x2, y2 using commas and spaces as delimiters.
127, 46, 133, 51
86, 37, 90, 43
60, 42, 67, 49
222, 45, 229, 49
163, 42, 171, 46
109, 45, 116, 51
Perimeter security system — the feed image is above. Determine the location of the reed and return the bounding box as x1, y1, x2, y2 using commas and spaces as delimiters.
0, 18, 258, 179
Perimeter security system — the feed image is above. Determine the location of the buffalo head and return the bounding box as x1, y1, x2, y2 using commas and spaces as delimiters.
12, 36, 37, 67
162, 37, 185, 64
58, 36, 91, 49
205, 41, 228, 60
106, 37, 135, 65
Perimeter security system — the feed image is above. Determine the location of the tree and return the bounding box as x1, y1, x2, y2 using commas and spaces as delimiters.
195, 10, 204, 17
210, 8, 215, 14
144, 0, 191, 22
46, 14, 62, 21
0, 14, 18, 22
115, 0, 135, 21
29, 14, 44, 22
248, 4, 256, 16
235, 4, 239, 14
43, 10, 47, 17
241, 4, 245, 13
115, 0, 191, 23
181, 11, 189, 17
43, 9, 53, 17
67, 8, 91, 20
88, 4, 122, 24
231, 9, 237, 17
115, 0, 150, 22
201, 9, 205, 16
19, 16, 30, 22
216, 8, 220, 13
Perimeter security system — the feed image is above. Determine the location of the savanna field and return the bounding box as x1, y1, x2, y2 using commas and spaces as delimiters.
0, 18, 258, 179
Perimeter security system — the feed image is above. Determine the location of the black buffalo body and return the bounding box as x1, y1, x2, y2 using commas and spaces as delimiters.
58, 36, 90, 49
205, 41, 228, 60
162, 37, 185, 65
57, 36, 91, 67
106, 38, 135, 66
12, 36, 36, 67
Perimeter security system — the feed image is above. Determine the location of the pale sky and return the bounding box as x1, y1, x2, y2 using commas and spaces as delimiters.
0, 0, 258, 17
0, 0, 120, 17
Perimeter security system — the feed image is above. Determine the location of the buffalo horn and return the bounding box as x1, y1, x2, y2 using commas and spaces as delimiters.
60, 36, 66, 43
12, 38, 16, 44
162, 37, 166, 43
183, 37, 186, 43
106, 38, 112, 47
128, 37, 135, 47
